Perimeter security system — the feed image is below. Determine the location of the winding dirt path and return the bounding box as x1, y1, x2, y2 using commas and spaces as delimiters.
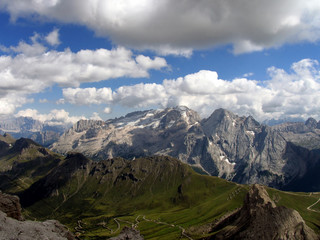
142, 215, 193, 239
307, 197, 320, 213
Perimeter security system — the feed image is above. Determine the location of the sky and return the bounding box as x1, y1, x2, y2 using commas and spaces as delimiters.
1, 0, 320, 126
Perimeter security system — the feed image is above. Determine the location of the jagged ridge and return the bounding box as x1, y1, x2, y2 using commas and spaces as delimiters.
51, 106, 320, 191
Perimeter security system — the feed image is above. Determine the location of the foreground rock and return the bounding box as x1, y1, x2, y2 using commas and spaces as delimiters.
204, 184, 318, 240
110, 227, 144, 240
0, 191, 23, 220
0, 192, 76, 240
0, 212, 76, 240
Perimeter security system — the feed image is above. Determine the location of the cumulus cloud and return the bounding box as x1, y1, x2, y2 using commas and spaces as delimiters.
0, 32, 167, 115
15, 108, 85, 125
1, 32, 47, 56
63, 88, 113, 105
62, 59, 320, 121
45, 28, 60, 46
1, 0, 320, 54
0, 94, 30, 115
90, 112, 102, 121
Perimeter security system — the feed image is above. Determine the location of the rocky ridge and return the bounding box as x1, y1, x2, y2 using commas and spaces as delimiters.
204, 184, 318, 240
51, 106, 320, 191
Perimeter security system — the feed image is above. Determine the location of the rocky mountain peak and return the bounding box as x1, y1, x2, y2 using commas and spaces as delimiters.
158, 106, 200, 129
243, 184, 276, 210
305, 117, 318, 129
244, 115, 261, 130
11, 137, 40, 153
201, 108, 238, 136
72, 119, 105, 133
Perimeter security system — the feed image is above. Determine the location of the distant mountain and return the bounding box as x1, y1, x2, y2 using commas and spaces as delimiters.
51, 106, 320, 191
0, 116, 66, 147
262, 117, 305, 126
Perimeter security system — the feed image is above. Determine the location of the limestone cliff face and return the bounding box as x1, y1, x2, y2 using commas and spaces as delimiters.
204, 184, 319, 240
51, 107, 320, 191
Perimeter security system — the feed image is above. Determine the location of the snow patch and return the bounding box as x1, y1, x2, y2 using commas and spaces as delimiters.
167, 120, 175, 128
246, 130, 255, 136
220, 156, 235, 165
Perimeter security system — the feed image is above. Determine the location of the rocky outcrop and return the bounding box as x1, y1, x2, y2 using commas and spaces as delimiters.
0, 211, 76, 240
205, 184, 319, 240
51, 106, 320, 191
0, 191, 76, 240
110, 226, 144, 240
0, 191, 23, 221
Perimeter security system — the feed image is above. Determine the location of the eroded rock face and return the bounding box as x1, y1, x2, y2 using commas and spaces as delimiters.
205, 184, 318, 240
0, 191, 23, 221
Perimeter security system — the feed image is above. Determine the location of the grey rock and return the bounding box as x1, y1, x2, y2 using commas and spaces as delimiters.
109, 226, 144, 240
0, 211, 75, 240
0, 191, 23, 221
0, 192, 76, 240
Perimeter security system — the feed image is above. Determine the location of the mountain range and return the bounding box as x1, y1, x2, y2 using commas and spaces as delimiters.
0, 116, 66, 147
0, 136, 319, 239
51, 106, 320, 192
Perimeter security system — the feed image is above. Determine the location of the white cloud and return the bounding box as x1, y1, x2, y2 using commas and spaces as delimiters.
15, 108, 85, 125
45, 28, 60, 46
103, 107, 112, 114
63, 88, 113, 105
113, 83, 167, 108
39, 98, 48, 103
243, 72, 254, 78
1, 0, 320, 54
56, 98, 65, 105
62, 59, 320, 121
0, 33, 167, 115
90, 112, 102, 121
1, 32, 47, 56
0, 95, 29, 115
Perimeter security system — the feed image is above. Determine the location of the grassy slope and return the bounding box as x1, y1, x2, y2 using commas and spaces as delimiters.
0, 140, 63, 194
266, 188, 320, 233
23, 157, 247, 239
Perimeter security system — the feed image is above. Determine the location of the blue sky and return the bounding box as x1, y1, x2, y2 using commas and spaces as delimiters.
1, 0, 320, 125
